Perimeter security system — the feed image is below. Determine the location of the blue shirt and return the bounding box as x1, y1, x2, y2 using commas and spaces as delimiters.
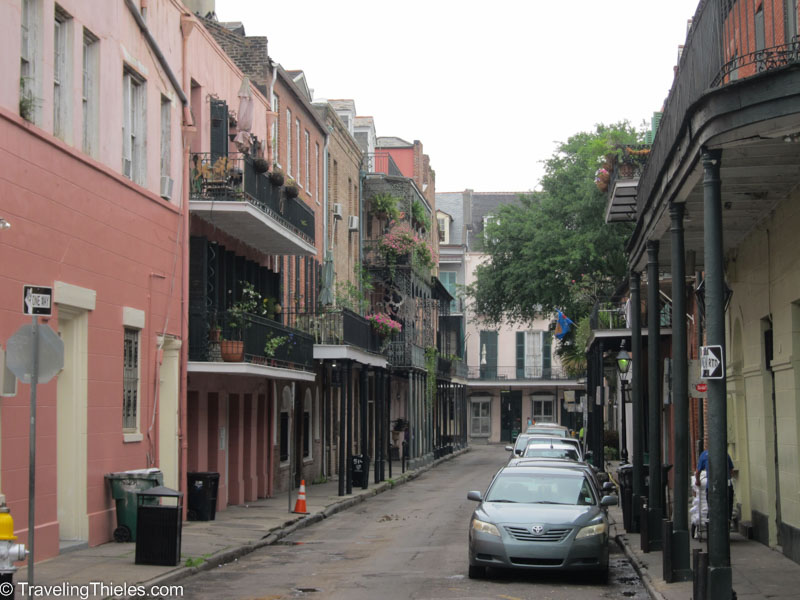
696, 450, 733, 477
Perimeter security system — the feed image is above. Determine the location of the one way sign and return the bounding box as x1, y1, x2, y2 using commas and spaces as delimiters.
700, 345, 724, 379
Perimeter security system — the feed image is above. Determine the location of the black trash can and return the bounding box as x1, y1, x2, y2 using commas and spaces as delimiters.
351, 454, 370, 488
187, 472, 220, 521
135, 486, 183, 566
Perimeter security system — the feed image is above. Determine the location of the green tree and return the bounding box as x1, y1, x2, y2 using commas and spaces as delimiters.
468, 122, 640, 326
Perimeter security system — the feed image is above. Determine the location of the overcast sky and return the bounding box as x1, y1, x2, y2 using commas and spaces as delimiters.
215, 0, 701, 193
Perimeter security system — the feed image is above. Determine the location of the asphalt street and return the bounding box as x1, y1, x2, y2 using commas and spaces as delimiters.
158, 445, 647, 599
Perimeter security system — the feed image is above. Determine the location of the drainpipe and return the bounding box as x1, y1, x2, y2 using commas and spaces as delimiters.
178, 12, 197, 513
125, 0, 189, 116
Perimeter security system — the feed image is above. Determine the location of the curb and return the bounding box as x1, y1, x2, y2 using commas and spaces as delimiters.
121, 448, 470, 599
614, 533, 665, 600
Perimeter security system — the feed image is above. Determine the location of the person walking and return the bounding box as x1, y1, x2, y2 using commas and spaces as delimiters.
695, 449, 735, 527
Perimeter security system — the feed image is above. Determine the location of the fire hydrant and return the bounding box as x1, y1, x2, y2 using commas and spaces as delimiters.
0, 496, 27, 599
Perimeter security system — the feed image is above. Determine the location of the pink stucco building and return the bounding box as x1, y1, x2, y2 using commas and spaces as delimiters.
0, 0, 188, 560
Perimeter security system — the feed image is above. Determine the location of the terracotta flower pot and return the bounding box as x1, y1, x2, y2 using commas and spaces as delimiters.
220, 340, 244, 362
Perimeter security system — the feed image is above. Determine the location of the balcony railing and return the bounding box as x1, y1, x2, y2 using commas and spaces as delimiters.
452, 359, 468, 379
281, 308, 386, 355
189, 309, 314, 371
364, 152, 403, 176
362, 239, 434, 280
590, 297, 671, 330
190, 152, 315, 245
467, 365, 572, 381
711, 37, 800, 88
388, 340, 425, 369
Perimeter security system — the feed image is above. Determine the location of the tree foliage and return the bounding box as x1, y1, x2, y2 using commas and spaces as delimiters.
468, 122, 641, 326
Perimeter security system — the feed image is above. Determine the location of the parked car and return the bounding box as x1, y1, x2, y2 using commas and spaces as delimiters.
505, 433, 536, 460
523, 443, 581, 462
467, 464, 617, 581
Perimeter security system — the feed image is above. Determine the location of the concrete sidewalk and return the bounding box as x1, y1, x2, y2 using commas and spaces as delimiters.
609, 501, 800, 599
12, 451, 466, 600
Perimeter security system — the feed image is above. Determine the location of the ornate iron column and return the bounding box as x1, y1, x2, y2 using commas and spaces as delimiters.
631, 270, 644, 533
338, 362, 346, 497
702, 148, 732, 599
647, 240, 663, 550
670, 201, 692, 581
359, 367, 369, 489
346, 360, 353, 495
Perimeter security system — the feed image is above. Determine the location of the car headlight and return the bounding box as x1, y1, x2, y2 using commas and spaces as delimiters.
471, 518, 501, 537
576, 522, 607, 539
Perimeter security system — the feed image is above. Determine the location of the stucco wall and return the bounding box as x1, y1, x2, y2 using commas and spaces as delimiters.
729, 184, 800, 544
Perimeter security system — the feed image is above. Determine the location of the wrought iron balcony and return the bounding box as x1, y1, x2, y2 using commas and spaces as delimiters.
362, 239, 435, 280
589, 297, 671, 331
467, 365, 573, 381
387, 340, 426, 369
188, 309, 314, 371
281, 308, 386, 355
364, 152, 403, 176
189, 153, 315, 255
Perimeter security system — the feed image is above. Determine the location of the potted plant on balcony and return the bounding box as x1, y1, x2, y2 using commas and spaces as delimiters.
371, 192, 400, 222
411, 199, 430, 231
263, 334, 288, 365
221, 281, 263, 362
365, 312, 402, 337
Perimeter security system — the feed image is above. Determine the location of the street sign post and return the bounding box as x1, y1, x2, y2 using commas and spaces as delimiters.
7, 291, 63, 587
700, 345, 724, 379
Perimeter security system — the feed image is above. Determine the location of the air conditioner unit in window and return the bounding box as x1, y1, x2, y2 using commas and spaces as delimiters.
123, 158, 132, 179
160, 176, 174, 200
332, 203, 343, 220
347, 215, 359, 231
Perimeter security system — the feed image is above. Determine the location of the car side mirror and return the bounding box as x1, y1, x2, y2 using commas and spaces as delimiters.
467, 490, 483, 502
600, 495, 618, 507
505, 445, 513, 452
602, 482, 616, 493
515, 449, 523, 456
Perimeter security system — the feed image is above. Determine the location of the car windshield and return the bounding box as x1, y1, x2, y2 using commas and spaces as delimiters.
524, 446, 580, 461
526, 427, 567, 437
486, 473, 595, 505
513, 435, 532, 453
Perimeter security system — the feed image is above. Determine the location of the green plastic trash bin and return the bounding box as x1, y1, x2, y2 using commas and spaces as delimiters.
105, 469, 163, 542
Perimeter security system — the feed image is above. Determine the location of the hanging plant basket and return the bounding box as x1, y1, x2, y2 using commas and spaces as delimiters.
285, 184, 299, 199
253, 158, 269, 173
268, 170, 285, 186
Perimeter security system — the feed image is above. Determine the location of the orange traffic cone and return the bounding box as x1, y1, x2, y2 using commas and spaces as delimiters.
293, 479, 309, 514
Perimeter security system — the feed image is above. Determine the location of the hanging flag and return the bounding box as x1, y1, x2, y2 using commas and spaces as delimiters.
554, 311, 575, 339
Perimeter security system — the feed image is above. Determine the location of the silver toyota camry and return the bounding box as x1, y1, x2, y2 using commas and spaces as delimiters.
467, 464, 617, 581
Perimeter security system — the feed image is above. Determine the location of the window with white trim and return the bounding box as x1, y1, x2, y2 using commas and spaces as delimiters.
82, 29, 99, 156
53, 6, 72, 141
532, 396, 555, 422
315, 142, 320, 200
471, 398, 491, 435
122, 67, 146, 184
286, 108, 292, 177
160, 95, 171, 181
123, 327, 140, 431
295, 118, 301, 182
20, 0, 41, 123
272, 94, 279, 165
525, 331, 543, 377
304, 130, 310, 192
